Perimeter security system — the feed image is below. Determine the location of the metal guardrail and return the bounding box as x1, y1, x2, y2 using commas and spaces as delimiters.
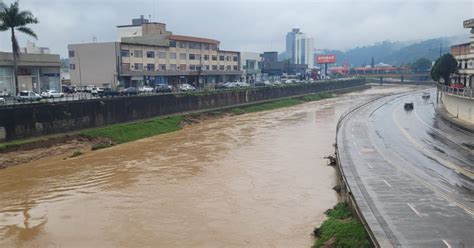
438, 84, 473, 99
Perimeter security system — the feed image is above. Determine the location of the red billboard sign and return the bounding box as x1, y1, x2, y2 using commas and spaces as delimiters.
316, 54, 336, 64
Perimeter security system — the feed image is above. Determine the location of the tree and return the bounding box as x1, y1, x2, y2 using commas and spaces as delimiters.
0, 2, 39, 95
430, 54, 457, 85
370, 56, 375, 68
411, 57, 432, 72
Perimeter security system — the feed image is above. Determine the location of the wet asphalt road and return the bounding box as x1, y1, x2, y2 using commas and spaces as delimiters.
338, 88, 474, 247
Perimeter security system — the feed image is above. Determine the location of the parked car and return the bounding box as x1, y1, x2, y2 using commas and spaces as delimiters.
16, 91, 42, 102
254, 81, 266, 87
119, 87, 139, 96
41, 90, 64, 99
155, 84, 172, 93
179, 84, 196, 91
85, 85, 95, 93
236, 82, 250, 88
451, 84, 465, 89
91, 87, 104, 96
62, 85, 75, 94
0, 90, 10, 97
215, 82, 227, 89
97, 88, 119, 98
0, 97, 5, 105
139, 86, 154, 93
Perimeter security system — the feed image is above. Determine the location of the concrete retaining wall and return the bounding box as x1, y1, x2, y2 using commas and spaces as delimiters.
0, 79, 365, 141
441, 92, 474, 124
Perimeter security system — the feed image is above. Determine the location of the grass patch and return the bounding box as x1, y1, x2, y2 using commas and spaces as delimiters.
81, 115, 183, 144
70, 150, 84, 158
229, 98, 303, 114
313, 202, 371, 248
302, 92, 333, 102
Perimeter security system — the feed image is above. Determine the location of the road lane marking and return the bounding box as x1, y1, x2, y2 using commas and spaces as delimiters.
407, 203, 422, 217
367, 163, 374, 169
442, 240, 452, 248
392, 108, 474, 179
382, 179, 392, 188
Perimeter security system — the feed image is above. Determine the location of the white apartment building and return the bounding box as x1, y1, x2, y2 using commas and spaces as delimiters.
285, 28, 315, 69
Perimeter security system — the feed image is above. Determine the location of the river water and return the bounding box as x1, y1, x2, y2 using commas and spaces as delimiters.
0, 86, 415, 247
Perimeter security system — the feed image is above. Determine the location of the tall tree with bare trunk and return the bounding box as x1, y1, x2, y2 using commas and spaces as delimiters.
0, 1, 38, 95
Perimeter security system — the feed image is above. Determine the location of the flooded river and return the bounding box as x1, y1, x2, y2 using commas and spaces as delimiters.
0, 86, 416, 247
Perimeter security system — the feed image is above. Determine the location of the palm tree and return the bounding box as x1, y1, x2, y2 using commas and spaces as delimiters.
0, 2, 38, 95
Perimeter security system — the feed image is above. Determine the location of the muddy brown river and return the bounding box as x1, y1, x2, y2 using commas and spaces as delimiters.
0, 86, 416, 247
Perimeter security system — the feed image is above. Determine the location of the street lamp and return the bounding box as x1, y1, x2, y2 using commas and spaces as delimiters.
76, 51, 83, 100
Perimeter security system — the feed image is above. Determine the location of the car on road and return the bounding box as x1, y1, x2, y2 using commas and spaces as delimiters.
97, 88, 119, 98
41, 90, 64, 99
155, 84, 172, 93
119, 87, 139, 96
404, 102, 414, 110
421, 92, 430, 99
16, 91, 42, 102
179, 84, 196, 91
139, 86, 154, 93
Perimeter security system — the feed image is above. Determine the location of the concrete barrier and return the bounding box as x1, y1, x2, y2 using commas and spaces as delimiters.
441, 92, 474, 124
0, 79, 366, 141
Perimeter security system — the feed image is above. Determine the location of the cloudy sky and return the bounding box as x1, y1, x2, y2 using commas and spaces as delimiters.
0, 0, 472, 57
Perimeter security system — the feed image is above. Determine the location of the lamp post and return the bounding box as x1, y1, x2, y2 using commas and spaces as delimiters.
76, 51, 83, 100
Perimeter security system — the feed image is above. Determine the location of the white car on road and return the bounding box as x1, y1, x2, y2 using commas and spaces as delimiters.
41, 90, 64, 98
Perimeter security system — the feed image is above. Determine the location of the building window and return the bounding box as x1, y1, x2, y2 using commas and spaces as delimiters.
233, 56, 238, 62
210, 44, 218, 51
212, 65, 217, 70
134, 50, 143, 58
205, 65, 210, 71
169, 40, 177, 47
212, 55, 217, 61
219, 55, 225, 61
219, 65, 225, 70
70, 63, 76, 70
179, 64, 186, 70
170, 53, 177, 59
170, 64, 177, 71
226, 65, 231, 71
196, 54, 201, 61
226, 56, 231, 61
233, 65, 238, 71
180, 53, 186, 60
189, 54, 196, 60
190, 64, 196, 70
122, 63, 130, 71
179, 42, 186, 48
204, 55, 209, 60
121, 50, 130, 57
158, 52, 166, 59
203, 44, 209, 50
68, 50, 75, 57
134, 63, 143, 70
147, 64, 155, 71
159, 64, 166, 70
189, 42, 201, 49
146, 51, 155, 58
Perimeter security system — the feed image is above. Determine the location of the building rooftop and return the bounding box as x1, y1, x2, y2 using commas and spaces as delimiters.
117, 22, 166, 28
169, 35, 220, 45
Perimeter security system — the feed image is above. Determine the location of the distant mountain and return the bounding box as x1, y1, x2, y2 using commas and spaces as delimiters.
321, 35, 467, 67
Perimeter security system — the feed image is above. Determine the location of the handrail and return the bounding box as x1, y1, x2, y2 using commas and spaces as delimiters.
438, 83, 473, 99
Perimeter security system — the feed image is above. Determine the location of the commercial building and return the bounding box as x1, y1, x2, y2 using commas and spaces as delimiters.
69, 17, 241, 89
240, 52, 261, 83
450, 18, 474, 88
20, 41, 51, 54
285, 28, 315, 68
0, 52, 61, 96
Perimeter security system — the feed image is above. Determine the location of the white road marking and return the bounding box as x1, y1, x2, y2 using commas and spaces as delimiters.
367, 163, 374, 169
442, 240, 452, 248
407, 203, 422, 217
382, 179, 392, 188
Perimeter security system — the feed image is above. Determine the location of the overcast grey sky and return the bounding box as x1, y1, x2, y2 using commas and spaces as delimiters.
0, 0, 472, 57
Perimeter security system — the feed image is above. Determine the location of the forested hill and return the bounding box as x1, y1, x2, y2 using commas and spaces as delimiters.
323, 35, 467, 67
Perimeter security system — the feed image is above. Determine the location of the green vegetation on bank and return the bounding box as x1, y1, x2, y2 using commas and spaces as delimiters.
230, 98, 303, 115
313, 202, 371, 248
81, 116, 183, 144
302, 92, 333, 102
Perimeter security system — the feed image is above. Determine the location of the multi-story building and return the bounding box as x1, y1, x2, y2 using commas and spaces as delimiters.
69, 17, 241, 89
240, 52, 261, 83
451, 18, 474, 88
0, 52, 60, 96
20, 41, 51, 54
285, 28, 315, 68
